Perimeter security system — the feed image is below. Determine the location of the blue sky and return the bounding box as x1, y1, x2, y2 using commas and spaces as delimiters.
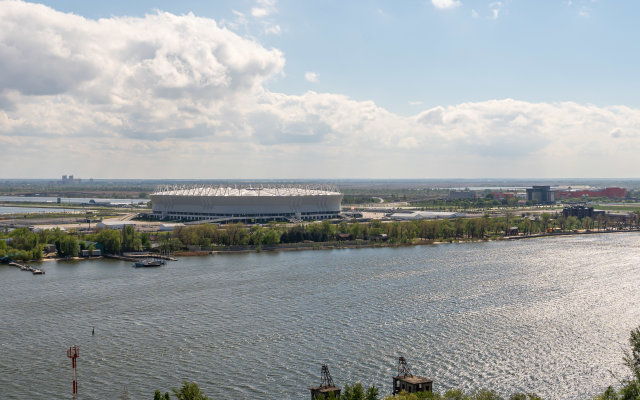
1, 0, 640, 178
36, 0, 640, 113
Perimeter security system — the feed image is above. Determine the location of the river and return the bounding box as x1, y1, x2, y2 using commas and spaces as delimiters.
0, 196, 147, 205
0, 206, 79, 215
1, 233, 639, 399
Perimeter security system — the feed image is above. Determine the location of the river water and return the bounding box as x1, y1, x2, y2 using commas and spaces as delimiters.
0, 196, 147, 205
1, 233, 639, 400
0, 206, 77, 215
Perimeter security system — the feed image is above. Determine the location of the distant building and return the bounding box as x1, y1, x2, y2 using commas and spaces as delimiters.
490, 192, 515, 201
61, 174, 79, 184
390, 211, 465, 220
563, 205, 605, 219
556, 187, 627, 199
447, 190, 476, 200
96, 220, 138, 230
526, 186, 556, 203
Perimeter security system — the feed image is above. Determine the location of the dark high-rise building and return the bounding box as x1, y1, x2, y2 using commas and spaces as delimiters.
526, 186, 556, 203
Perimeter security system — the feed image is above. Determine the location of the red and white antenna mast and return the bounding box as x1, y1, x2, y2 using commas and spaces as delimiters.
67, 345, 79, 399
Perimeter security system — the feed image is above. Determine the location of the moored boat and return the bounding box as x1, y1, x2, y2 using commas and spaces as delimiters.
133, 259, 165, 268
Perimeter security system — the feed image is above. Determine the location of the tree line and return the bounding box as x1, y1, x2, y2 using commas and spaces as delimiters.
162, 212, 636, 251
2, 211, 639, 260
0, 225, 152, 261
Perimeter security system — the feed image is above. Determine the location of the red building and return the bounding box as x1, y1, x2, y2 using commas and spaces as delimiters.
490, 192, 515, 201
556, 187, 627, 199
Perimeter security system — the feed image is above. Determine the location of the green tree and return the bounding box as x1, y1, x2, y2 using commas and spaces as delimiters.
121, 225, 137, 252
508, 394, 542, 400
540, 213, 551, 232
93, 229, 122, 254
566, 216, 580, 230
623, 326, 640, 382
55, 235, 78, 257
341, 382, 365, 400
443, 389, 468, 400
262, 229, 280, 245
0, 240, 7, 257
365, 385, 380, 400
171, 381, 211, 400
154, 390, 171, 400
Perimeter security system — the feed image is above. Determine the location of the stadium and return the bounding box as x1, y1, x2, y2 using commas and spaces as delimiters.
150, 184, 343, 223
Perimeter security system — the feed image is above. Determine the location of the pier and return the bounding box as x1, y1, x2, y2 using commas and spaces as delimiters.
9, 261, 45, 275
104, 253, 178, 262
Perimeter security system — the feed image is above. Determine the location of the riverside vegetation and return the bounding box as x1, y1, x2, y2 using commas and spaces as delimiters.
151, 326, 640, 399
2, 212, 640, 261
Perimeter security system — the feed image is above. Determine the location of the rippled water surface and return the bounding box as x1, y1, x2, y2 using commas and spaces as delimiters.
1, 233, 640, 399
0, 206, 74, 214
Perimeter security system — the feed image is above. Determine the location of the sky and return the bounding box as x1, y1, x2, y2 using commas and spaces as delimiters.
1, 0, 640, 179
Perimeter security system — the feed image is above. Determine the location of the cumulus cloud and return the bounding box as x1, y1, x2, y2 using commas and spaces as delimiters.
2, 1, 640, 179
431, 0, 462, 10
251, 0, 276, 18
305, 72, 319, 83
489, 1, 503, 19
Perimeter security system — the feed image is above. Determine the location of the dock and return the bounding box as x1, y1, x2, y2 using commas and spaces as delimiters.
104, 253, 178, 262
9, 261, 45, 275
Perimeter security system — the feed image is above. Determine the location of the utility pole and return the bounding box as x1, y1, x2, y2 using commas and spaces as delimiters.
67, 345, 79, 399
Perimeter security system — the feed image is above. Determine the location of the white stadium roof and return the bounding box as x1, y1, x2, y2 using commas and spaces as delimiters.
151, 185, 341, 197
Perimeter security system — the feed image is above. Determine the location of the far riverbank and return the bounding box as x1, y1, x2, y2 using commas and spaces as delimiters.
177, 227, 640, 256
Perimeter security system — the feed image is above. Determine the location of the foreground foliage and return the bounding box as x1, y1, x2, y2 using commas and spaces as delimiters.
593, 326, 640, 400
154, 381, 210, 400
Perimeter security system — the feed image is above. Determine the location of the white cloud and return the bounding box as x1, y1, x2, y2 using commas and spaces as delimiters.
2, 1, 640, 179
251, 7, 268, 18
263, 23, 281, 35
409, 101, 423, 106
471, 9, 480, 18
305, 72, 319, 83
431, 0, 462, 10
489, 1, 503, 19
251, 0, 276, 18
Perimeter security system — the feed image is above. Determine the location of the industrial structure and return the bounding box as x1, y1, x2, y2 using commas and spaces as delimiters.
67, 345, 79, 399
309, 364, 341, 399
392, 357, 432, 396
150, 184, 343, 223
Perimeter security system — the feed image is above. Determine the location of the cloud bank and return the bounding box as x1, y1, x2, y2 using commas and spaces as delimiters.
431, 0, 462, 10
1, 1, 639, 178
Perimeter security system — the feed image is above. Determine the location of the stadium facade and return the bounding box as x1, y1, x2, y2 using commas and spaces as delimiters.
150, 185, 343, 223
